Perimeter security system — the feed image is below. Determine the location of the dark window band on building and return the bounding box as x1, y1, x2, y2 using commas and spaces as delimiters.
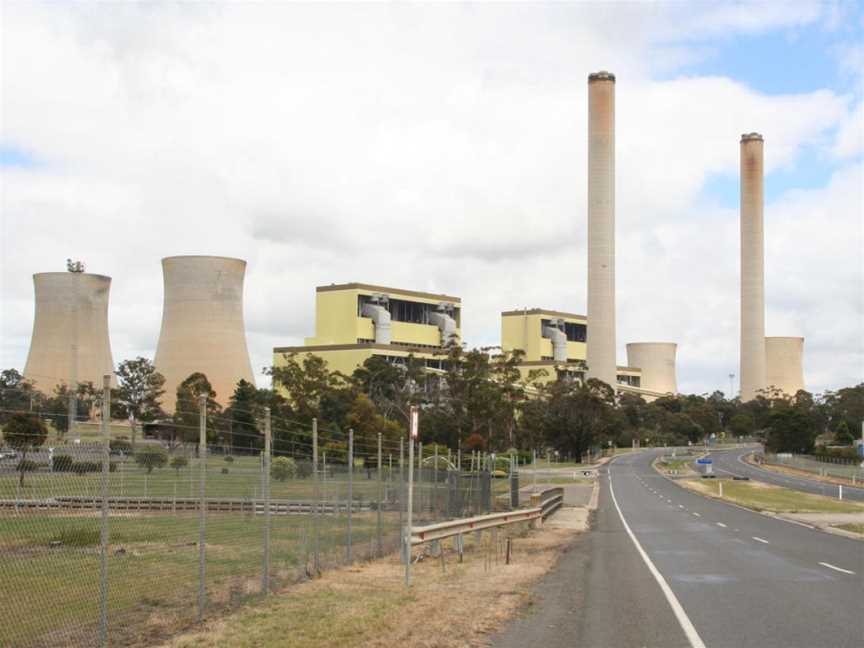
358, 295, 460, 327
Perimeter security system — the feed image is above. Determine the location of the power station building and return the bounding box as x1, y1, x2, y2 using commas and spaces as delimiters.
23, 268, 116, 391
154, 256, 255, 410
272, 283, 459, 381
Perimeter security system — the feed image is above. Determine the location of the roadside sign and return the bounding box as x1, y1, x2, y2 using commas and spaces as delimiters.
696, 458, 713, 465
409, 406, 419, 439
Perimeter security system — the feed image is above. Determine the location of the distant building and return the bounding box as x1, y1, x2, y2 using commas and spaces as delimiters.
272, 283, 459, 382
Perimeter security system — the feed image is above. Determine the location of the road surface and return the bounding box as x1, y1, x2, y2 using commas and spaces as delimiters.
705, 446, 864, 503
494, 449, 863, 648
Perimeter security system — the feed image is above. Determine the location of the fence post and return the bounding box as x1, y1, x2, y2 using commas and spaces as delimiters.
377, 432, 383, 557
197, 394, 207, 621
399, 436, 405, 562
406, 431, 415, 585
347, 428, 354, 563
433, 444, 439, 515
262, 407, 271, 594
99, 374, 110, 647
312, 418, 320, 575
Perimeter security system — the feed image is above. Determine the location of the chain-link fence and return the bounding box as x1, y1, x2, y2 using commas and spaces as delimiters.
0, 383, 515, 647
763, 452, 864, 482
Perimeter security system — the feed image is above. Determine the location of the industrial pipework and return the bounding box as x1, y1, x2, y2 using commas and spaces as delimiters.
429, 303, 458, 346
361, 294, 392, 344
542, 319, 568, 362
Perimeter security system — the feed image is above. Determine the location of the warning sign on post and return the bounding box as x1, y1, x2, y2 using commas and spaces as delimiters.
410, 406, 419, 439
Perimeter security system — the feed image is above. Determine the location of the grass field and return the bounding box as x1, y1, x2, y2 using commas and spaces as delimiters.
684, 479, 864, 514
0, 510, 397, 647
835, 523, 864, 535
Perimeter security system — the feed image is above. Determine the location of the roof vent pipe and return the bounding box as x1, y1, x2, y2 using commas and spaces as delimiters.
542, 319, 568, 362
429, 303, 458, 346
361, 294, 391, 344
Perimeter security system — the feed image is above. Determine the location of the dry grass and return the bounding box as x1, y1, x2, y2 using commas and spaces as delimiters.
159, 523, 580, 648
681, 478, 864, 514
750, 456, 863, 488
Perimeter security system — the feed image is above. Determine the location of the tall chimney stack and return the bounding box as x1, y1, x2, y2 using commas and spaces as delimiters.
740, 133, 766, 401
586, 71, 617, 388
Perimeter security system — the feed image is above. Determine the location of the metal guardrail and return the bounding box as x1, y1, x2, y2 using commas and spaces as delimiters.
410, 486, 564, 546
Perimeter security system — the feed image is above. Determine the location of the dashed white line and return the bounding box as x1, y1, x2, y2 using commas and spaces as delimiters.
752, 536, 769, 544
819, 562, 855, 575
609, 473, 707, 648
716, 522, 727, 528
678, 505, 685, 509
692, 512, 701, 517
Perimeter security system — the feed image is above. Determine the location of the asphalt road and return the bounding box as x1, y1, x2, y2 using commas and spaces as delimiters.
705, 446, 864, 502
494, 449, 864, 648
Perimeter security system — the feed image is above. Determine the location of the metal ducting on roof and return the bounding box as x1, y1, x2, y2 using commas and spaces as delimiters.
429, 303, 458, 346
361, 294, 392, 344
542, 319, 568, 362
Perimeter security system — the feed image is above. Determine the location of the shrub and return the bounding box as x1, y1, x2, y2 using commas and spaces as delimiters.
110, 439, 133, 456
170, 456, 189, 473
221, 467, 229, 474
52, 526, 100, 547
134, 446, 168, 474
53, 454, 74, 472
72, 461, 100, 474
224, 455, 234, 463
295, 460, 313, 479
271, 456, 297, 481
16, 459, 38, 473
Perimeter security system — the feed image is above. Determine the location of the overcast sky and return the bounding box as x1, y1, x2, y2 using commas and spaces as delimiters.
1, 2, 862, 397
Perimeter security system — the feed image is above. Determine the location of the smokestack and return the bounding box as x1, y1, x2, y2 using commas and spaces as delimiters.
765, 336, 805, 397
154, 256, 255, 411
626, 342, 678, 395
740, 133, 766, 401
586, 71, 617, 388
23, 272, 116, 390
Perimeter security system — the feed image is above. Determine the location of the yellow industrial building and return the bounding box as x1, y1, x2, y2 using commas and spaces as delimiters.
499, 308, 643, 390
273, 284, 673, 400
272, 283, 458, 379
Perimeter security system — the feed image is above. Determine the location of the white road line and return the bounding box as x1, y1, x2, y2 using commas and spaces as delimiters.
678, 505, 685, 509
716, 522, 727, 528
752, 536, 769, 544
819, 562, 856, 575
608, 473, 706, 648
692, 512, 701, 517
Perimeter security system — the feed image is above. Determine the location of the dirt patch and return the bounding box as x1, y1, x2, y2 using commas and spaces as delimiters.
157, 520, 584, 648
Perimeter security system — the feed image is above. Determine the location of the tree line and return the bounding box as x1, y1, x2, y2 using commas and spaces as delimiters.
2, 346, 863, 467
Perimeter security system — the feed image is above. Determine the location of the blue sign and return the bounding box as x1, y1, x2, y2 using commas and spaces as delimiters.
696, 458, 713, 465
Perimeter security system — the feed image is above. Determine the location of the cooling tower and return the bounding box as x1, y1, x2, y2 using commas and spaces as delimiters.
740, 133, 766, 401
626, 342, 678, 395
23, 272, 115, 390
154, 256, 255, 411
765, 337, 805, 397
586, 71, 617, 388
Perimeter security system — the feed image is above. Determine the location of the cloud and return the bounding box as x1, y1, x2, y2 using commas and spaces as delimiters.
1, 2, 861, 397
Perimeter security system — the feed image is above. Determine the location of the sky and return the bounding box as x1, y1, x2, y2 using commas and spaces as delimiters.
1, 1, 862, 398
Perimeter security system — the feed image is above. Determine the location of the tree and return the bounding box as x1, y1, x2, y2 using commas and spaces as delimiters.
173, 373, 222, 446
267, 353, 346, 425
541, 379, 620, 458
0, 369, 40, 424
344, 393, 402, 465
728, 413, 755, 438
271, 456, 297, 481
112, 357, 166, 446
3, 413, 48, 485
764, 405, 818, 454
834, 421, 855, 446
225, 379, 261, 452
134, 446, 168, 474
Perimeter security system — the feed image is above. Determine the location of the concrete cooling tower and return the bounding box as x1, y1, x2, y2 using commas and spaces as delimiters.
626, 343, 678, 395
154, 256, 255, 411
765, 336, 805, 397
586, 71, 618, 388
740, 133, 766, 401
23, 272, 115, 390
